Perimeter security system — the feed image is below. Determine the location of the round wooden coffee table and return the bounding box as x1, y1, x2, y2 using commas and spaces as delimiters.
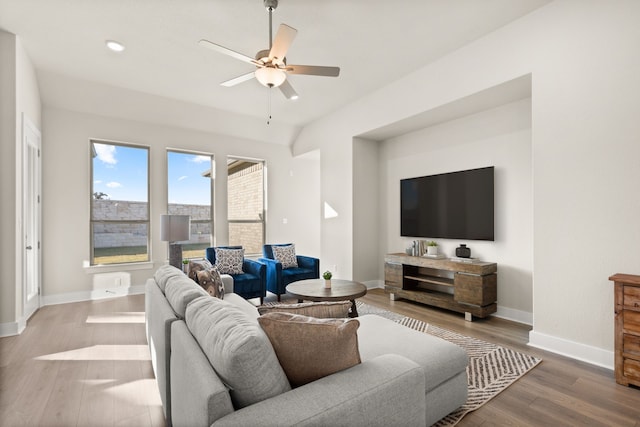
286, 279, 367, 318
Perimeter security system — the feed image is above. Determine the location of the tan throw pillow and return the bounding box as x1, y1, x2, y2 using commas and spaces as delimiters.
214, 248, 245, 275
196, 268, 225, 299
188, 259, 213, 283
258, 312, 361, 387
272, 244, 298, 269
258, 301, 351, 318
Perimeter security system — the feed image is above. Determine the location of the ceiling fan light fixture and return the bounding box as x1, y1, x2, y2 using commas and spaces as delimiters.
255, 67, 286, 88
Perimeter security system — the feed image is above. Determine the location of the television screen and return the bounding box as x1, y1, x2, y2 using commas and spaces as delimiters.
400, 167, 494, 241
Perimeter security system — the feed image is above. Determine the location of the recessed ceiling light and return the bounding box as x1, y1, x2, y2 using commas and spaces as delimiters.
105, 40, 125, 52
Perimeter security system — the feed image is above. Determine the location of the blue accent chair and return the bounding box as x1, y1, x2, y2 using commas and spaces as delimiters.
259, 244, 320, 301
205, 246, 266, 304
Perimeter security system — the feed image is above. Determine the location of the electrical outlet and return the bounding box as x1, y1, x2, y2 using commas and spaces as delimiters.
332, 264, 337, 272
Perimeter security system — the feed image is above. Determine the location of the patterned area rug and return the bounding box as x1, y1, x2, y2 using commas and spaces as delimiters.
355, 301, 542, 426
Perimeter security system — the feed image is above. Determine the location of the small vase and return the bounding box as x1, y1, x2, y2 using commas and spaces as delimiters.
427, 246, 438, 256
324, 279, 332, 289
456, 244, 471, 258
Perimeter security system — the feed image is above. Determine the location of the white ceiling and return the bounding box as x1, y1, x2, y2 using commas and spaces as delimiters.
0, 0, 549, 136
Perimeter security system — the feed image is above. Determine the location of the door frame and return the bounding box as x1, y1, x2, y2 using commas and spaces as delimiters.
22, 113, 41, 323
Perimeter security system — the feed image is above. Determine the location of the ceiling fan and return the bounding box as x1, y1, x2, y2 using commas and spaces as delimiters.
198, 0, 340, 100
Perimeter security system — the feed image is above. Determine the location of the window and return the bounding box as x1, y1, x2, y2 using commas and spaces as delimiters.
90, 140, 149, 265
227, 157, 265, 255
167, 150, 214, 259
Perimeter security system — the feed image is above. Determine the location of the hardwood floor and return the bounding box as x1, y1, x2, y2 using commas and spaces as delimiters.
360, 289, 640, 427
0, 295, 165, 427
1, 289, 639, 426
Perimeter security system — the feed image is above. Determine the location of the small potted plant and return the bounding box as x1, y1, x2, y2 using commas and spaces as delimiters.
182, 259, 189, 274
323, 270, 332, 289
426, 241, 438, 256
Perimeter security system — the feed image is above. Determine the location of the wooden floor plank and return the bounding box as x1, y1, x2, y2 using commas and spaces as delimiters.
1, 290, 639, 426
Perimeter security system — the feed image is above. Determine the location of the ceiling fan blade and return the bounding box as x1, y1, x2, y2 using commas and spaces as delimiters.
220, 72, 256, 87
285, 65, 340, 77
199, 39, 261, 66
279, 79, 299, 100
269, 24, 297, 65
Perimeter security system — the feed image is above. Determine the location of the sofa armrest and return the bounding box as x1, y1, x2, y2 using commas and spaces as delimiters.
213, 354, 426, 427
220, 274, 234, 294
296, 255, 320, 277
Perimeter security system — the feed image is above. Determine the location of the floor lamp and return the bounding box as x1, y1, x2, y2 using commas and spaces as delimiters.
160, 214, 191, 269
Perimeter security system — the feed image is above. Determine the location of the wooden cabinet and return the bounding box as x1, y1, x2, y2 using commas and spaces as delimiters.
609, 273, 640, 387
384, 253, 497, 320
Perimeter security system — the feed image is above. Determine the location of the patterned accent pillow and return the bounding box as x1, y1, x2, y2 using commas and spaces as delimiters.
258, 312, 361, 387
215, 248, 245, 275
196, 268, 225, 300
272, 244, 298, 269
188, 259, 213, 283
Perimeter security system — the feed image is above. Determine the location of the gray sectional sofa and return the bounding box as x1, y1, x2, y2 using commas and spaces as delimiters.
146, 265, 468, 426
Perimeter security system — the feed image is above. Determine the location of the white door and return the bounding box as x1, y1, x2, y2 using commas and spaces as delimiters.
23, 114, 41, 320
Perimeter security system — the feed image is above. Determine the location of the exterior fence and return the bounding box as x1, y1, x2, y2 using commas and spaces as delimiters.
93, 201, 211, 248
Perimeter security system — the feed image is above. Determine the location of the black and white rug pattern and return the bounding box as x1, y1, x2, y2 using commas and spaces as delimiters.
356, 302, 542, 426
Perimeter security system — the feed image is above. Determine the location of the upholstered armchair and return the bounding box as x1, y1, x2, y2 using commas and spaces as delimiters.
259, 244, 320, 301
205, 246, 266, 304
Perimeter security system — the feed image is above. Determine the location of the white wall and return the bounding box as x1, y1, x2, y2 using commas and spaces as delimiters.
380, 99, 533, 323
280, 150, 321, 258
293, 0, 640, 367
0, 31, 41, 333
353, 138, 380, 285
40, 106, 318, 301
0, 30, 18, 326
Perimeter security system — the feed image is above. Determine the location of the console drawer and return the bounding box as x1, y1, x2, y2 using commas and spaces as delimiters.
624, 286, 640, 309
623, 310, 640, 335
623, 358, 640, 379
623, 334, 640, 358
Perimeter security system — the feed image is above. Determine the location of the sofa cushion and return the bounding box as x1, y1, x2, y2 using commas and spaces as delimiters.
154, 264, 184, 293
185, 296, 291, 409
272, 244, 298, 269
188, 259, 213, 283
214, 248, 245, 275
258, 312, 361, 387
357, 315, 468, 392
257, 301, 351, 318
165, 275, 209, 319
196, 268, 225, 299
224, 293, 260, 320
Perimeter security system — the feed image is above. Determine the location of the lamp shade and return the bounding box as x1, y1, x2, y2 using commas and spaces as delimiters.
160, 215, 190, 242
255, 67, 286, 88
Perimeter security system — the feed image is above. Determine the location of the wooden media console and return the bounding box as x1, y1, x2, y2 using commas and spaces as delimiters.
384, 253, 497, 320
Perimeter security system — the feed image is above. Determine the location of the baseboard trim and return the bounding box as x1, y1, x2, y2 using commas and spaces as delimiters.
493, 306, 533, 326
363, 279, 384, 290
42, 284, 146, 307
528, 330, 614, 370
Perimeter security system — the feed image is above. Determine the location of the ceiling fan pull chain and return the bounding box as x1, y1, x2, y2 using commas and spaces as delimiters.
267, 87, 272, 125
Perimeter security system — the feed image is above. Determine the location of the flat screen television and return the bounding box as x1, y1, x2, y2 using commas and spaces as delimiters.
400, 166, 494, 241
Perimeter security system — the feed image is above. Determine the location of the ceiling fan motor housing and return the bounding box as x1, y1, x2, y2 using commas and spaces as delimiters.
264, 0, 278, 11
256, 49, 286, 66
